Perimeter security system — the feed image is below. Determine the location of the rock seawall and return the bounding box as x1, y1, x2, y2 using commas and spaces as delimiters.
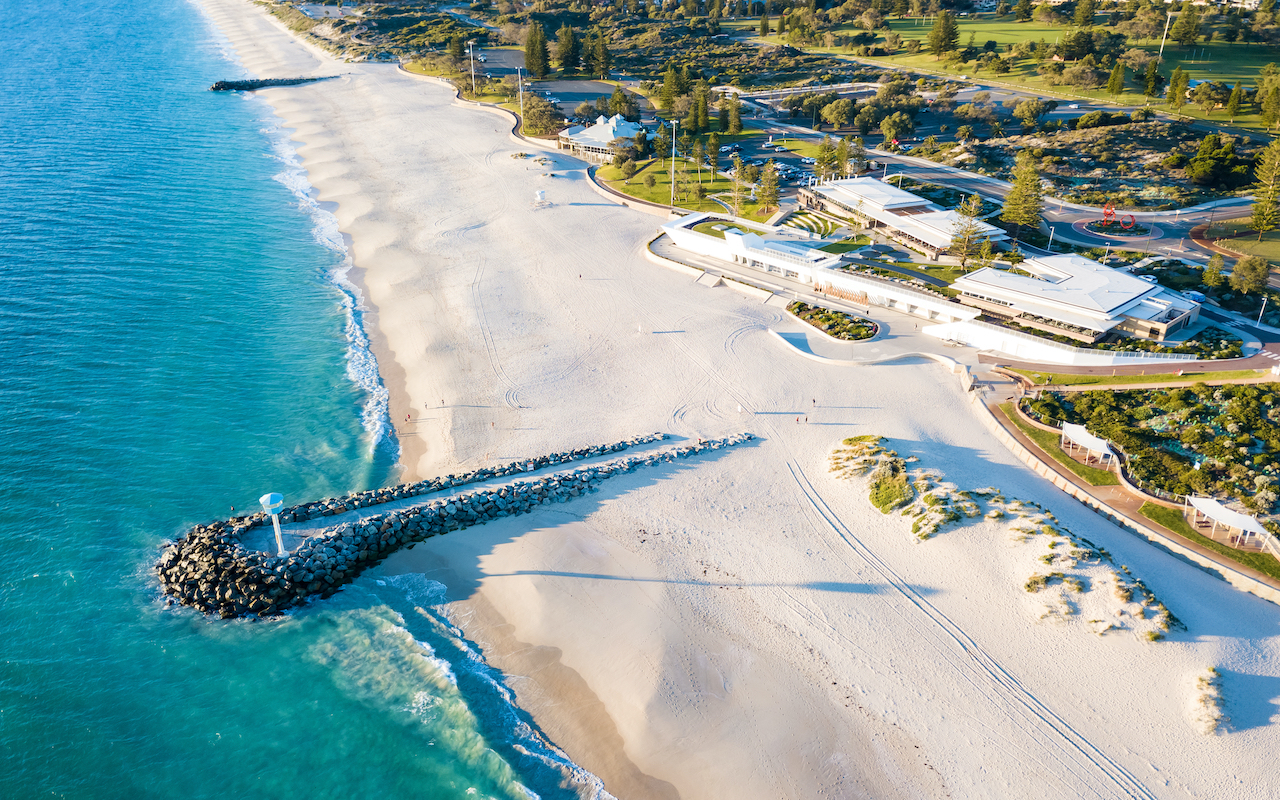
210, 76, 337, 91
156, 433, 754, 619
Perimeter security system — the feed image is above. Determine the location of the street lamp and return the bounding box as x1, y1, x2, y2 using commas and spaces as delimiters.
466, 40, 477, 97
259, 492, 287, 558
517, 67, 525, 128
670, 119, 679, 211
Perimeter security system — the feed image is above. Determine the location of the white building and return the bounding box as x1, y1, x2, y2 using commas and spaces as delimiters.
557, 114, 648, 162
951, 254, 1200, 343
660, 213, 978, 324
799, 177, 1007, 259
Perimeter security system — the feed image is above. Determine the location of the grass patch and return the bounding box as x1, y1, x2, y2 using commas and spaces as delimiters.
817, 235, 871, 254
788, 300, 878, 341
1010, 368, 1266, 387
691, 221, 753, 239
870, 470, 914, 513
1139, 502, 1280, 582
597, 158, 771, 218
1203, 218, 1280, 266
999, 403, 1119, 486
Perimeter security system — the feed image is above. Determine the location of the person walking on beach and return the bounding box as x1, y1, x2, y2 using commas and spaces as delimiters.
406, 414, 410, 423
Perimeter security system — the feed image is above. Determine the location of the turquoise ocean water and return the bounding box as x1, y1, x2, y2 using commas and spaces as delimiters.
0, 1, 597, 796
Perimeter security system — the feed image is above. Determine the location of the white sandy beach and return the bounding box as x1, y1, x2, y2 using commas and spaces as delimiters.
200, 2, 1280, 796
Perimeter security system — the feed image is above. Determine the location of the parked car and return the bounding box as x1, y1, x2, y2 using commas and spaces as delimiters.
720, 145, 733, 152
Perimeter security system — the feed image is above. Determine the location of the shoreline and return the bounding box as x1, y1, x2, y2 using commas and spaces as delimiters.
194, 2, 1280, 798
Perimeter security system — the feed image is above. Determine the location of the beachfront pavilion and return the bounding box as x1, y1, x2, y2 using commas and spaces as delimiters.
557, 114, 649, 163
951, 254, 1201, 344
1184, 496, 1275, 552
798, 177, 1007, 259
1059, 423, 1114, 468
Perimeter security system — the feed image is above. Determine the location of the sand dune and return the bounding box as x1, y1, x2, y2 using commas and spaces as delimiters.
198, 1, 1280, 796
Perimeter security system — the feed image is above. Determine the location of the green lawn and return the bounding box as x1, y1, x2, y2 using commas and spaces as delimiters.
691, 220, 756, 238
759, 15, 1280, 132
1011, 368, 1267, 387
817, 234, 871, 253
597, 158, 773, 218
999, 402, 1120, 486
1139, 502, 1280, 582
1202, 218, 1280, 265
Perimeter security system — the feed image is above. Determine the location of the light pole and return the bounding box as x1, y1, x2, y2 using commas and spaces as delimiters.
517, 67, 525, 125
1260, 296, 1269, 325
259, 493, 287, 557
1157, 12, 1173, 64
670, 119, 679, 210
1047, 226, 1056, 251
467, 41, 477, 97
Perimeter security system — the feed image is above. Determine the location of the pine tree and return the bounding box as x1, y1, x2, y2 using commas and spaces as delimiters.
592, 32, 612, 79
555, 24, 580, 74
1168, 66, 1189, 112
1106, 63, 1125, 97
1226, 81, 1243, 122
950, 194, 988, 268
835, 138, 851, 177
816, 135, 837, 179
1249, 139, 1280, 242
927, 11, 959, 58
1001, 151, 1043, 243
525, 24, 549, 79
683, 95, 700, 134
1203, 253, 1225, 288
707, 132, 721, 173
718, 100, 729, 132
448, 35, 465, 64
758, 161, 780, 211
660, 65, 678, 110
1073, 0, 1095, 28
695, 84, 710, 132
730, 155, 746, 217
728, 92, 743, 134
1264, 86, 1280, 131
1170, 7, 1201, 47
760, 13, 770, 38
1014, 0, 1032, 22
1143, 59, 1161, 100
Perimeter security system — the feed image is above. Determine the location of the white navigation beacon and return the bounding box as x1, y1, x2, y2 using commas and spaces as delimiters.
259, 492, 287, 557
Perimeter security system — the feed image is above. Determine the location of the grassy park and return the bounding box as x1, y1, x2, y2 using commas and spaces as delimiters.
1203, 218, 1280, 263
596, 158, 772, 218
754, 14, 1280, 132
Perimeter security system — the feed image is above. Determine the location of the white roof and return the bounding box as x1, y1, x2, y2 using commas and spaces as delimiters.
817, 177, 932, 211
1188, 496, 1268, 536
1061, 423, 1113, 456
561, 114, 646, 148
890, 209, 1008, 250
954, 254, 1162, 318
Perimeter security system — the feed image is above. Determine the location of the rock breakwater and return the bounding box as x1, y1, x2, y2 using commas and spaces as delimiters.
156, 433, 754, 619
210, 76, 337, 91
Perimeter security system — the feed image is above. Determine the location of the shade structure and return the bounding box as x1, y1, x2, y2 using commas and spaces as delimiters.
1061, 423, 1113, 457
1186, 496, 1268, 537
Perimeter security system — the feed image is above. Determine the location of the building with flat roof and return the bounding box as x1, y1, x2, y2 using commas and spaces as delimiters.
557, 114, 648, 162
951, 254, 1200, 342
799, 177, 1007, 258
658, 213, 977, 325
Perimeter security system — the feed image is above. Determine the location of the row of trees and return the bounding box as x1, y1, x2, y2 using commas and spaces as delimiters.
523, 23, 612, 79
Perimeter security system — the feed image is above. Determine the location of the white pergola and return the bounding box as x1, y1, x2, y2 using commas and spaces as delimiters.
1185, 496, 1269, 547
1060, 423, 1114, 467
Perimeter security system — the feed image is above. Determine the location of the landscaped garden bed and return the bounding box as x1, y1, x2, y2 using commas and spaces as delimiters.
1022, 384, 1280, 517
787, 301, 878, 341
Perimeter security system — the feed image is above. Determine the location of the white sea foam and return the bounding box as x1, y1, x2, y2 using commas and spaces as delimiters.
377, 574, 616, 800
263, 123, 397, 460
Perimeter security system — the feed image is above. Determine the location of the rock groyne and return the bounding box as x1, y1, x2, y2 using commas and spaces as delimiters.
210, 76, 337, 91
156, 433, 754, 619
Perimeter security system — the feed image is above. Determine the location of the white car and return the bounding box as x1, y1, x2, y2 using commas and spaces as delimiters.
1067, 103, 1080, 109
801, 157, 816, 164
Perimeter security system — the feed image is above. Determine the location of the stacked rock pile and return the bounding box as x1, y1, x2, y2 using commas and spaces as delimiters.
274, 432, 667, 524
156, 433, 754, 619
209, 77, 336, 91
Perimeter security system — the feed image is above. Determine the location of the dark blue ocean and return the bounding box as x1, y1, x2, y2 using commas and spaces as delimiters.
0, 1, 595, 796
